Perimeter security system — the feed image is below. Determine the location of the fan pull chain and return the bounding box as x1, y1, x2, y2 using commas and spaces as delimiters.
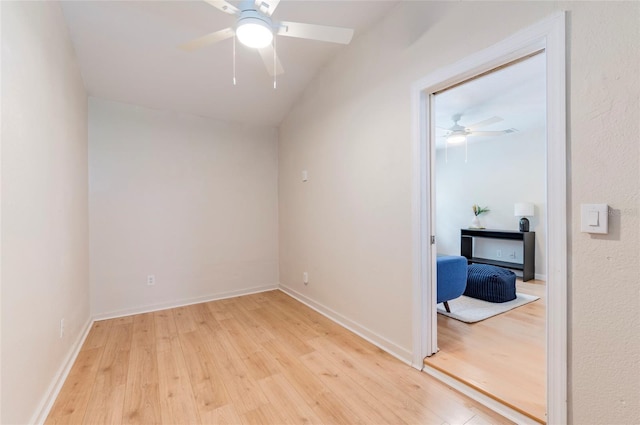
445, 140, 448, 164
273, 36, 277, 89
233, 36, 237, 86
465, 138, 468, 163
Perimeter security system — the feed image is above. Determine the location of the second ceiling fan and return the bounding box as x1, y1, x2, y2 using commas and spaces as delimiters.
443, 113, 517, 144
180, 0, 355, 78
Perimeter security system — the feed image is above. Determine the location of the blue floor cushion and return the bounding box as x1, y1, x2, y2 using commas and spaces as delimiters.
464, 264, 517, 303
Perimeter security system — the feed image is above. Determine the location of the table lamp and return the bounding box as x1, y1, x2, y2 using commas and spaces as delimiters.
514, 202, 534, 232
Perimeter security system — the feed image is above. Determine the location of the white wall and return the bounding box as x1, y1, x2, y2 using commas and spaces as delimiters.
278, 2, 639, 423
1, 2, 89, 423
436, 128, 546, 277
89, 98, 278, 317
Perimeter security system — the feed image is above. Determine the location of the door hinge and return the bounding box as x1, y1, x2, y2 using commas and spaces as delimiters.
430, 235, 436, 244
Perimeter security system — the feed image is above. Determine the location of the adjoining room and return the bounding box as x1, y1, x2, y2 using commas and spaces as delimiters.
425, 53, 547, 423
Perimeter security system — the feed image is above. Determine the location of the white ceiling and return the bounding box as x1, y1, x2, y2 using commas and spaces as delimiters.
61, 1, 545, 131
61, 0, 399, 127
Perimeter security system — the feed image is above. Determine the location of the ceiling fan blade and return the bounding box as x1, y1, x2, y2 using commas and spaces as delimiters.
255, 0, 280, 16
470, 129, 517, 137
466, 116, 503, 131
179, 28, 234, 51
203, 0, 240, 15
277, 21, 354, 44
258, 45, 284, 76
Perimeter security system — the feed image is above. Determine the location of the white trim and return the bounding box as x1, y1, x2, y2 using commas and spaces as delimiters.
411, 11, 567, 424
422, 366, 542, 425
279, 284, 412, 365
93, 284, 278, 321
30, 318, 94, 425
411, 85, 432, 368
542, 12, 568, 424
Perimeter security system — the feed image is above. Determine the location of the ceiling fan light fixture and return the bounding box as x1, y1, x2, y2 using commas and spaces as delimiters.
447, 132, 467, 144
236, 16, 273, 48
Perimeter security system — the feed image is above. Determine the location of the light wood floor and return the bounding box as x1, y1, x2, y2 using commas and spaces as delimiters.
424, 279, 546, 423
46, 290, 512, 425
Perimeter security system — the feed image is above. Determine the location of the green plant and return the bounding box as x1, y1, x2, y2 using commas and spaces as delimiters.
472, 204, 490, 216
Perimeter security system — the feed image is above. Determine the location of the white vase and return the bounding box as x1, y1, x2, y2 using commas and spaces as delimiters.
471, 216, 481, 228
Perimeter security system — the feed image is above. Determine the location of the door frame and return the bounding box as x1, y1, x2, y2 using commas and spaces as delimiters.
410, 12, 567, 423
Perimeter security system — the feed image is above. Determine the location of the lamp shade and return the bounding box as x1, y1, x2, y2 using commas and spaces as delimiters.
514, 202, 534, 217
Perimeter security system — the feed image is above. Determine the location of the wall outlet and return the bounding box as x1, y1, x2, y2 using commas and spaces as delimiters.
147, 275, 155, 286
509, 251, 516, 259
303, 272, 309, 285
496, 249, 502, 258
60, 319, 65, 339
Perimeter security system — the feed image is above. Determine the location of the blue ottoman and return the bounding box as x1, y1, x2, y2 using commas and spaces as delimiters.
464, 264, 516, 303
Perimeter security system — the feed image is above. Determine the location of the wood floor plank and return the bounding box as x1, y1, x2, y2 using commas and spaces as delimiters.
173, 305, 199, 334
123, 312, 162, 425
82, 320, 112, 351
241, 402, 291, 425
260, 340, 360, 424
251, 307, 314, 356
218, 316, 263, 358
153, 309, 177, 343
131, 313, 155, 348
306, 336, 453, 424
178, 330, 230, 412
300, 350, 407, 424
122, 342, 162, 425
82, 323, 133, 424
198, 404, 243, 424
201, 326, 269, 414
47, 290, 512, 425
157, 335, 201, 424
225, 305, 275, 345
190, 302, 223, 335
257, 374, 324, 425
204, 299, 235, 322
241, 348, 282, 381
45, 348, 103, 425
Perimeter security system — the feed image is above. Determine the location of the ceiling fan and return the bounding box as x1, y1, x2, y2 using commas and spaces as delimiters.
180, 0, 355, 80
442, 113, 517, 144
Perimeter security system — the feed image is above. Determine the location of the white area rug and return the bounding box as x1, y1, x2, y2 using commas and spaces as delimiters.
437, 293, 540, 323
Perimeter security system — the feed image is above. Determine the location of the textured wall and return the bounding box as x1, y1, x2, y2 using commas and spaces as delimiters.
278, 2, 639, 423
89, 98, 279, 317
1, 2, 89, 423
567, 4, 640, 423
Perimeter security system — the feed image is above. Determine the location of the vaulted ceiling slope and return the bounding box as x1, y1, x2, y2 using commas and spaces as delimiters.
61, 0, 399, 127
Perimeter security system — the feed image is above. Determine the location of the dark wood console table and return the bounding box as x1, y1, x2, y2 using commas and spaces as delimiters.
460, 229, 535, 281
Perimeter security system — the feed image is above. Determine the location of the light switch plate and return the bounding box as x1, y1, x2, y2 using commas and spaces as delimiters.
580, 204, 608, 234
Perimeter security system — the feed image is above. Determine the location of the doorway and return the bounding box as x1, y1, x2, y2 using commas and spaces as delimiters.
410, 12, 567, 425
425, 52, 547, 423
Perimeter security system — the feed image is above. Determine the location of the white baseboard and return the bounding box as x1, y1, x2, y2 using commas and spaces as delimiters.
93, 284, 278, 321
278, 284, 412, 365
30, 317, 94, 425
534, 273, 547, 281
422, 365, 542, 425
